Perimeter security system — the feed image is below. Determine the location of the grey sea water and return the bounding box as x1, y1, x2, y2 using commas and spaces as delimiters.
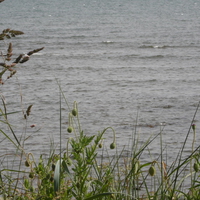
1, 0, 200, 163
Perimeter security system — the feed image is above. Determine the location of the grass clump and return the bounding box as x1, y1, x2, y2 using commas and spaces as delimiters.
1, 29, 200, 200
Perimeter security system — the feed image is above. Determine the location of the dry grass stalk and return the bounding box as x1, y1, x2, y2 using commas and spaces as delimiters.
6, 43, 12, 61
0, 32, 44, 84
26, 105, 33, 116
0, 29, 24, 40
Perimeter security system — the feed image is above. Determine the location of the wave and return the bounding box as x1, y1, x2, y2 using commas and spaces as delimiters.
139, 44, 200, 49
140, 55, 165, 59
139, 45, 168, 49
110, 53, 172, 61
102, 40, 114, 44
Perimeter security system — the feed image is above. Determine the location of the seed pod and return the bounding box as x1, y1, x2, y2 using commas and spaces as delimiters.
30, 186, 34, 192
193, 163, 199, 172
192, 124, 196, 131
98, 143, 103, 148
66, 157, 72, 166
52, 163, 56, 171
149, 166, 156, 176
110, 142, 116, 149
132, 159, 140, 174
29, 172, 34, 179
25, 160, 30, 167
67, 126, 73, 133
72, 109, 77, 116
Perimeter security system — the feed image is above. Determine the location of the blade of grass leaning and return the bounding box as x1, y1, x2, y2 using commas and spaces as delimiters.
59, 81, 62, 190
176, 171, 195, 191
54, 159, 71, 194
1, 98, 21, 146
170, 101, 200, 197
55, 78, 70, 110
54, 159, 62, 194
54, 85, 62, 195
0, 129, 20, 149
0, 111, 20, 116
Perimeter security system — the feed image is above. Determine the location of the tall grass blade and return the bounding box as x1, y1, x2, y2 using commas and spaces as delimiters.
0, 129, 19, 149
0, 111, 20, 116
54, 159, 62, 195
0, 98, 21, 147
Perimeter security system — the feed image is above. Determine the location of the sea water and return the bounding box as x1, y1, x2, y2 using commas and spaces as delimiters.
1, 0, 200, 164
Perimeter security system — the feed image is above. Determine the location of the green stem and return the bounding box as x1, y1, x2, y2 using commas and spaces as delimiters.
191, 124, 196, 185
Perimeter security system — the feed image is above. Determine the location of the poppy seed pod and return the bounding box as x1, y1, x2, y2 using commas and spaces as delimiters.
67, 157, 72, 166
98, 143, 103, 148
193, 163, 199, 172
72, 109, 77, 116
111, 194, 115, 199
110, 142, 116, 149
149, 166, 156, 176
67, 126, 73, 133
29, 172, 34, 179
25, 160, 30, 167
192, 124, 196, 131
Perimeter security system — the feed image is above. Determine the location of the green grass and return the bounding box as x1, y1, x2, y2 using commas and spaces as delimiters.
1, 94, 200, 200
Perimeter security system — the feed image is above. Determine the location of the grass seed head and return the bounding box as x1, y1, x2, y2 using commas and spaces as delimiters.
26, 105, 33, 116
